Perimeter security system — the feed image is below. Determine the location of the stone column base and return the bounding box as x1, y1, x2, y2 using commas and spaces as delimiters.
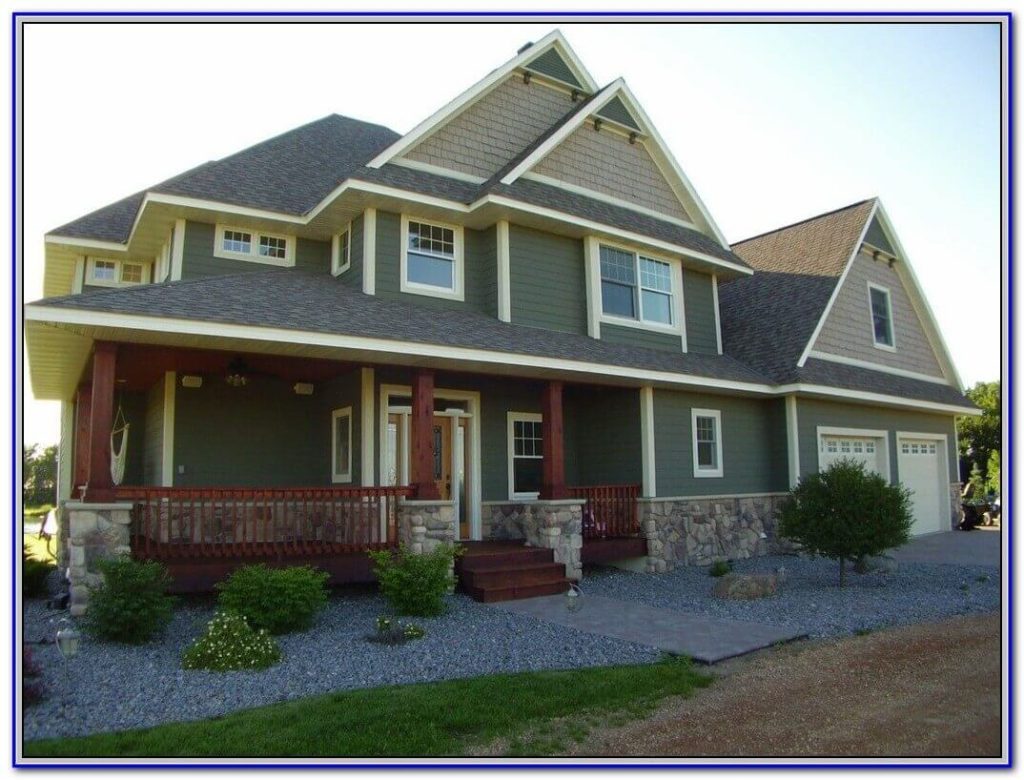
64, 501, 134, 616
396, 499, 458, 590
521, 499, 584, 582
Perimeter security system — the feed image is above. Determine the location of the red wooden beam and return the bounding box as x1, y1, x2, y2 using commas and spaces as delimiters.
85, 342, 117, 502
72, 384, 92, 498
540, 380, 569, 500
410, 370, 441, 500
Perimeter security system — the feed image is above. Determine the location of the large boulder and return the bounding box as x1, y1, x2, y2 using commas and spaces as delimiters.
853, 554, 898, 575
712, 570, 784, 600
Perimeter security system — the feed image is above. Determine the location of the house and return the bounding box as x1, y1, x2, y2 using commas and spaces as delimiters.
24, 30, 977, 607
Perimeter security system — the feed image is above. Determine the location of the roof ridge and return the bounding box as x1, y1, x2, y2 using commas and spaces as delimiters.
731, 197, 875, 246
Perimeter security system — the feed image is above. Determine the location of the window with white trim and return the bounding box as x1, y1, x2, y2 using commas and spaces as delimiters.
331, 407, 353, 483
868, 283, 895, 349
508, 412, 543, 499
85, 258, 150, 288
215, 224, 295, 266
691, 408, 723, 478
120, 262, 144, 284
599, 245, 675, 326
400, 216, 464, 300
89, 259, 117, 284
332, 223, 352, 276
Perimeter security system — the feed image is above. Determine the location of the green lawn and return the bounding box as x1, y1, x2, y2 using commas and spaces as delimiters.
24, 657, 712, 758
23, 533, 55, 563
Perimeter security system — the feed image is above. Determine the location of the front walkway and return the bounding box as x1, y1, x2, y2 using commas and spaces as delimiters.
491, 594, 805, 663
889, 529, 1002, 567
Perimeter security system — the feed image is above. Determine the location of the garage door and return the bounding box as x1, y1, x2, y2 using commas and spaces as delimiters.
898, 438, 944, 536
820, 435, 885, 476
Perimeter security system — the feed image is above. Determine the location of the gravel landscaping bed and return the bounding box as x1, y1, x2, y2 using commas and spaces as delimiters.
582, 554, 1001, 639
22, 591, 661, 742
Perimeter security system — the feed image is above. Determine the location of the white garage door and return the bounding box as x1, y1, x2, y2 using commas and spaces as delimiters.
820, 435, 885, 476
898, 439, 944, 536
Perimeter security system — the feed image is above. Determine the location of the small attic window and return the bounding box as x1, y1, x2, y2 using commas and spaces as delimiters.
215, 225, 295, 267
868, 282, 895, 350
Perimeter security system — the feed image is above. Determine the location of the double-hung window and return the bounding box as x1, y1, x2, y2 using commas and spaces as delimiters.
332, 223, 352, 276
868, 283, 895, 349
215, 224, 294, 267
691, 408, 723, 478
401, 216, 464, 300
508, 413, 543, 499
599, 245, 676, 327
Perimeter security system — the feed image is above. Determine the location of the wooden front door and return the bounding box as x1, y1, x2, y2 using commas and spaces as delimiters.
432, 415, 452, 500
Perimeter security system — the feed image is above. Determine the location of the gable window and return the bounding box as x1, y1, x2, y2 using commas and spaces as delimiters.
331, 407, 353, 483
215, 224, 295, 267
400, 216, 464, 300
599, 244, 676, 328
332, 223, 352, 276
120, 262, 144, 284
868, 283, 895, 350
691, 408, 723, 478
507, 412, 543, 499
90, 259, 117, 283
85, 258, 150, 288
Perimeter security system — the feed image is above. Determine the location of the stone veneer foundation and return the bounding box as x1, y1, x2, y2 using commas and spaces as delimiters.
949, 481, 964, 530
481, 500, 584, 581
63, 502, 135, 616
641, 494, 790, 573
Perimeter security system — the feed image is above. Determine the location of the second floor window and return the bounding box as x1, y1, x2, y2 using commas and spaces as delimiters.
215, 224, 294, 266
91, 259, 117, 283
401, 216, 464, 300
599, 245, 674, 326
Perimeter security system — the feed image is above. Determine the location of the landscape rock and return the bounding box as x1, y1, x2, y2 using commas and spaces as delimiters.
854, 554, 899, 575
712, 572, 781, 600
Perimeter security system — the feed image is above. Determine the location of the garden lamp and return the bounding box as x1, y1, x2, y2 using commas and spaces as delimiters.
55, 618, 80, 718
565, 583, 582, 613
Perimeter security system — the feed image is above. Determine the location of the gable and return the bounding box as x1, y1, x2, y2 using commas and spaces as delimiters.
529, 124, 692, 222
863, 216, 896, 254
524, 47, 583, 88
401, 76, 577, 180
595, 96, 641, 131
811, 247, 945, 378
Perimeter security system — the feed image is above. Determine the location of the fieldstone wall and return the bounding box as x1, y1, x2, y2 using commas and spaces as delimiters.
396, 500, 457, 554
64, 502, 134, 617
642, 494, 789, 573
950, 481, 963, 530
482, 500, 584, 581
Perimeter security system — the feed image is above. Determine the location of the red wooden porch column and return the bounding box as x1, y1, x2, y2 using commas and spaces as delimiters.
410, 369, 441, 500
72, 384, 92, 497
540, 380, 569, 500
85, 342, 117, 502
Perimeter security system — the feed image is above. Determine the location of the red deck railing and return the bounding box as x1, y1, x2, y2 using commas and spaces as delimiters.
569, 484, 641, 540
116, 486, 414, 561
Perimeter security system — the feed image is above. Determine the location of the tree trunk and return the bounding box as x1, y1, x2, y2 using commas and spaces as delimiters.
839, 556, 846, 588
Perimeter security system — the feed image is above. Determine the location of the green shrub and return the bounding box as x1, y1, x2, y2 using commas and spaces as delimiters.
779, 459, 913, 587
368, 544, 461, 617
182, 611, 281, 672
216, 564, 329, 635
708, 560, 732, 578
23, 544, 55, 598
85, 558, 175, 643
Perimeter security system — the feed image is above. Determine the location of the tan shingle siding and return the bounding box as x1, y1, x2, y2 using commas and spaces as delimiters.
813, 250, 945, 377
532, 126, 691, 222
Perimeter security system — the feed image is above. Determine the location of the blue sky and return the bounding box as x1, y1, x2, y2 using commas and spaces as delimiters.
23, 21, 1003, 444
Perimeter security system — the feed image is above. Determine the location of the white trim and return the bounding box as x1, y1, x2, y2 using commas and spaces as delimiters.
867, 281, 897, 351
782, 382, 979, 416
390, 157, 486, 184
366, 30, 598, 169
640, 386, 656, 497
691, 408, 723, 479
331, 405, 354, 484
361, 368, 375, 486
399, 215, 465, 301
507, 411, 543, 501
797, 200, 878, 367
677, 265, 688, 353
711, 273, 723, 355
583, 236, 602, 339
331, 222, 352, 277
496, 220, 511, 322
71, 256, 85, 294
816, 425, 890, 482
45, 235, 129, 253
807, 350, 950, 385
213, 224, 295, 267
84, 257, 150, 288
161, 371, 175, 487
362, 208, 376, 295
57, 400, 74, 503
170, 218, 185, 281
521, 172, 701, 231
785, 394, 800, 488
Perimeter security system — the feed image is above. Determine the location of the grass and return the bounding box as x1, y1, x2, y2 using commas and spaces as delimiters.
23, 533, 55, 564
24, 657, 712, 758
23, 504, 53, 522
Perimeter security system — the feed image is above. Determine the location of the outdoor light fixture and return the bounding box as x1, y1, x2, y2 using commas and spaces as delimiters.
225, 357, 249, 387
565, 583, 583, 613
293, 382, 314, 396
181, 375, 203, 388
55, 618, 80, 718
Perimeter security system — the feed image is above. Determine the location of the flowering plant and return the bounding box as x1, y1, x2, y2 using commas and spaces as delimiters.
182, 611, 281, 671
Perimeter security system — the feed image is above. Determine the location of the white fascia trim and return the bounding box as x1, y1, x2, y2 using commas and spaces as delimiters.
521, 172, 701, 231
390, 157, 486, 184
46, 235, 129, 253
797, 199, 878, 367
640, 386, 656, 497
583, 236, 602, 339
170, 218, 185, 281
780, 382, 981, 416
72, 257, 85, 294
496, 220, 511, 322
362, 208, 377, 295
807, 350, 951, 385
873, 200, 964, 390
712, 273, 723, 355
500, 80, 626, 184
785, 394, 800, 488
161, 371, 176, 487
361, 368, 375, 486
366, 30, 596, 170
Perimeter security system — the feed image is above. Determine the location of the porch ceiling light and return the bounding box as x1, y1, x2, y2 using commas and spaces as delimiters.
225, 357, 249, 388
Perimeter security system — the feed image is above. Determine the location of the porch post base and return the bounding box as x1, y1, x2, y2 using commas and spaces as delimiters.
521, 499, 584, 582
397, 499, 458, 590
63, 501, 134, 616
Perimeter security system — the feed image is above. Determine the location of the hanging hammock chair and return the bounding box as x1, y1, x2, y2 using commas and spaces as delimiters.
110, 403, 130, 486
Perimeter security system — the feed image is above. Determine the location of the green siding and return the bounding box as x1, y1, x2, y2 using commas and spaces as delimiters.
317, 370, 363, 485
653, 389, 787, 496
467, 225, 498, 318
568, 386, 642, 486
796, 398, 958, 483
509, 226, 587, 335
143, 379, 165, 485
601, 323, 682, 353
683, 269, 719, 354
180, 221, 330, 280
337, 215, 364, 290
525, 47, 582, 88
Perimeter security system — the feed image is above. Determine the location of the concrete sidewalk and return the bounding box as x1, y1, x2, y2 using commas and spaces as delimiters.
492, 593, 805, 664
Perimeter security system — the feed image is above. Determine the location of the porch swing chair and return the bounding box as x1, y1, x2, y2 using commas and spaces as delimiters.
110, 401, 130, 486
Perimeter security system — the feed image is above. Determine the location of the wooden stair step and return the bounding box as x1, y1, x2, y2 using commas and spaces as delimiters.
457, 547, 554, 572
461, 562, 568, 590
464, 579, 571, 604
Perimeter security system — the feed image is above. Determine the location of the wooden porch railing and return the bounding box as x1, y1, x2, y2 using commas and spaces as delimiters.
115, 486, 414, 561
569, 484, 641, 540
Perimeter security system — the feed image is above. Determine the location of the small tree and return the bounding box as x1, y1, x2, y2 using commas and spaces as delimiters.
779, 459, 913, 587
986, 450, 1001, 496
